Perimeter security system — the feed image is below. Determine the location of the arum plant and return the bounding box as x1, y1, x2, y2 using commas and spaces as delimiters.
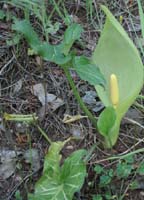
12, 15, 105, 131
11, 5, 143, 148
92, 6, 144, 147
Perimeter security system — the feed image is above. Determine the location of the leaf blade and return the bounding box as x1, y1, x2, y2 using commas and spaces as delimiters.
12, 20, 71, 65
28, 144, 87, 200
62, 23, 83, 55
73, 56, 106, 87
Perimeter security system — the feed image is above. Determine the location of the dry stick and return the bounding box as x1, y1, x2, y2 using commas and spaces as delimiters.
0, 55, 15, 75
7, 173, 34, 200
124, 117, 144, 129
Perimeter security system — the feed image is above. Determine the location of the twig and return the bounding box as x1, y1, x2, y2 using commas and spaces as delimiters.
124, 117, 144, 129
0, 55, 15, 75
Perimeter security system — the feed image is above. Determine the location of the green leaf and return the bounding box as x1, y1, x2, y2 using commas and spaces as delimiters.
123, 155, 134, 164
12, 19, 41, 48
99, 174, 112, 187
94, 165, 104, 175
28, 142, 87, 200
6, 34, 22, 46
15, 190, 22, 200
108, 169, 114, 178
73, 56, 106, 87
92, 6, 144, 147
97, 107, 116, 147
0, 10, 5, 20
92, 194, 103, 200
12, 19, 71, 65
116, 162, 133, 179
105, 193, 114, 200
137, 162, 144, 175
63, 23, 83, 55
36, 43, 71, 64
60, 150, 87, 191
130, 180, 139, 190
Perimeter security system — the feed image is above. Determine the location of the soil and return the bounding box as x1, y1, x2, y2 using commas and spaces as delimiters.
0, 1, 144, 200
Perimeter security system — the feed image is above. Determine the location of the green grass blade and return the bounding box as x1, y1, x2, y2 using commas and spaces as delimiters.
137, 0, 144, 39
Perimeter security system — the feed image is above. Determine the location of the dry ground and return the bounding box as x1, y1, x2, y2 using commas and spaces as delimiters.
0, 0, 144, 199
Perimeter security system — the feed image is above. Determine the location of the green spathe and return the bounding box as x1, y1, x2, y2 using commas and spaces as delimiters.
92, 6, 144, 147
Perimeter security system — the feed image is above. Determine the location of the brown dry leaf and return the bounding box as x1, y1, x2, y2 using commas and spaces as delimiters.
31, 83, 64, 110
35, 56, 42, 66
16, 134, 30, 144
62, 114, 88, 124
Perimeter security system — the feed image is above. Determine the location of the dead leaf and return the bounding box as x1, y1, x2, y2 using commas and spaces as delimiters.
82, 91, 97, 105
82, 91, 104, 112
0, 160, 16, 179
70, 126, 82, 137
13, 79, 23, 94
0, 149, 22, 179
62, 114, 88, 123
31, 83, 64, 110
23, 149, 40, 172
16, 134, 30, 144
0, 149, 22, 163
36, 56, 42, 66
92, 101, 104, 113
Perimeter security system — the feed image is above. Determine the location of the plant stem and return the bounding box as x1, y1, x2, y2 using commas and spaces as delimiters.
63, 67, 98, 129
48, 0, 63, 21
37, 125, 52, 144
94, 147, 144, 164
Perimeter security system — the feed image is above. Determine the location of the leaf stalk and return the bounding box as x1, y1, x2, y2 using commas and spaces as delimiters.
63, 66, 98, 130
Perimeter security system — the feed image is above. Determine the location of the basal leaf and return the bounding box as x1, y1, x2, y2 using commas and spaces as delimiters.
12, 19, 41, 48
12, 20, 71, 65
28, 143, 87, 200
36, 43, 71, 64
60, 150, 87, 199
92, 6, 144, 147
63, 23, 83, 55
43, 142, 64, 175
73, 56, 106, 87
